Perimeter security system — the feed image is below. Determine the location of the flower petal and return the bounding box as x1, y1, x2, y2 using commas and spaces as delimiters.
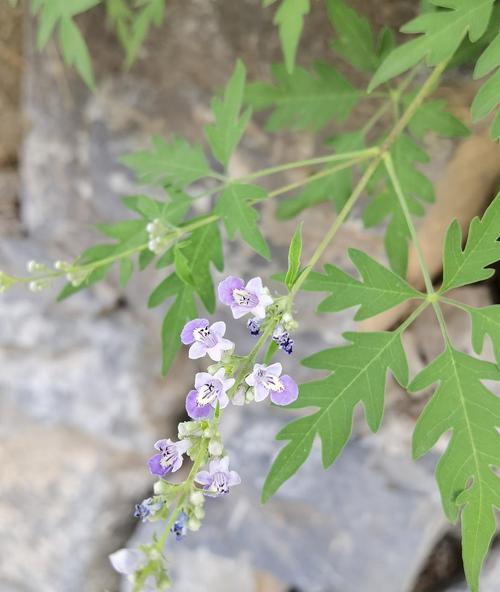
210, 321, 226, 337
266, 362, 282, 377
218, 276, 244, 305
228, 470, 241, 487
245, 276, 263, 294
245, 372, 256, 386
109, 548, 142, 575
231, 304, 250, 319
189, 341, 207, 359
194, 471, 213, 486
185, 389, 213, 420
270, 374, 298, 406
181, 319, 209, 345
194, 372, 212, 389
148, 454, 169, 477
217, 391, 229, 409
254, 383, 269, 402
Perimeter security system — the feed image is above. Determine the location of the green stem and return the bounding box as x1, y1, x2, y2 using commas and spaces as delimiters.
396, 301, 430, 334
383, 152, 435, 296
240, 148, 379, 182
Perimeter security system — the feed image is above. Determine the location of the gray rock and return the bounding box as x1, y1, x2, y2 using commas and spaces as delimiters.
128, 403, 447, 592
0, 401, 147, 592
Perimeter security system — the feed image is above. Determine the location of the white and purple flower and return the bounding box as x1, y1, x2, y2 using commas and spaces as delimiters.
218, 276, 273, 319
245, 362, 298, 405
185, 368, 235, 419
148, 438, 191, 477
181, 318, 234, 361
195, 456, 241, 496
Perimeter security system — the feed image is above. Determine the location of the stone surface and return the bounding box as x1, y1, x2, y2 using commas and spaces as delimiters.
0, 401, 146, 592
129, 402, 447, 592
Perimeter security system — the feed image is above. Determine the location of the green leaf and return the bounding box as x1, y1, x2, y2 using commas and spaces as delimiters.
215, 184, 271, 260
183, 222, 224, 312
245, 61, 360, 132
363, 189, 416, 278
96, 219, 146, 240
468, 305, 500, 363
408, 99, 470, 138
304, 248, 421, 320
369, 0, 496, 91
491, 110, 500, 141
276, 131, 364, 219
58, 17, 95, 88
410, 347, 500, 592
266, 0, 310, 73
471, 68, 500, 121
123, 0, 165, 67
205, 60, 252, 168
263, 331, 408, 501
285, 222, 302, 289
148, 272, 183, 308
441, 192, 500, 291
121, 136, 211, 189
161, 283, 197, 375
174, 244, 195, 288
474, 30, 500, 78
263, 339, 279, 364
326, 0, 378, 72
119, 257, 133, 288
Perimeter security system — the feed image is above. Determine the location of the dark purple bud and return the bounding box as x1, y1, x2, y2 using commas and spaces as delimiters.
247, 317, 261, 336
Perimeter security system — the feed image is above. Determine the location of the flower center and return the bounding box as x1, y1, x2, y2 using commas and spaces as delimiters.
262, 374, 284, 392
196, 382, 219, 406
159, 446, 178, 468
193, 325, 218, 348
233, 288, 259, 308
212, 471, 229, 494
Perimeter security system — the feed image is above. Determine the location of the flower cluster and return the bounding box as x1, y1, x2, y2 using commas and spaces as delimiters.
110, 275, 299, 589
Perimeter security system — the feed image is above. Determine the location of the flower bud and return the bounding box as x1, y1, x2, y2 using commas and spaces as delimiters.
187, 517, 201, 532
208, 439, 223, 457
189, 491, 204, 506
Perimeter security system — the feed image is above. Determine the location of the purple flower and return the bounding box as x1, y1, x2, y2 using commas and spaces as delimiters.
134, 497, 163, 522
148, 438, 191, 477
185, 368, 235, 419
245, 363, 298, 405
195, 456, 241, 496
171, 511, 188, 540
181, 318, 234, 361
218, 276, 273, 319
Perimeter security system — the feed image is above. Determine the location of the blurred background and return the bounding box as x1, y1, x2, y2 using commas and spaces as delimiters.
0, 1, 499, 591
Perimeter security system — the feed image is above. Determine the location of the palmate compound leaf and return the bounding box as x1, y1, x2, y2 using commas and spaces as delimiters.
121, 136, 211, 189
441, 192, 500, 292
303, 248, 423, 320
205, 60, 252, 168
245, 61, 360, 132
409, 348, 500, 592
262, 0, 310, 73
263, 331, 408, 501
369, 0, 496, 91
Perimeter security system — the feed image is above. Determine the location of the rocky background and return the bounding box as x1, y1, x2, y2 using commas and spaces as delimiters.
0, 1, 499, 591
